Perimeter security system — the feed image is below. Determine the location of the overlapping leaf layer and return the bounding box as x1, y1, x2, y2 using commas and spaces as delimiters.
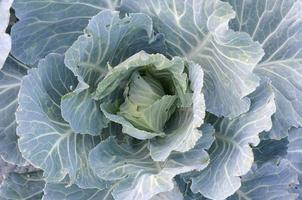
0, 0, 301, 200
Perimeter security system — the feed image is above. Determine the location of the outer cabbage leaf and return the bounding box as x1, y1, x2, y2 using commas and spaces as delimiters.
194, 123, 215, 151
0, 171, 45, 200
0, 35, 10, 70
228, 160, 298, 200
253, 137, 288, 166
0, 0, 12, 32
227, 0, 302, 139
121, 0, 264, 118
149, 61, 205, 161
175, 124, 215, 200
89, 137, 209, 200
42, 179, 114, 200
61, 90, 108, 136
16, 53, 106, 189
0, 55, 29, 165
0, 157, 36, 184
176, 175, 204, 200
62, 10, 165, 136
287, 127, 302, 197
190, 82, 276, 200
0, 0, 13, 69
65, 10, 165, 89
150, 182, 183, 200
11, 0, 121, 66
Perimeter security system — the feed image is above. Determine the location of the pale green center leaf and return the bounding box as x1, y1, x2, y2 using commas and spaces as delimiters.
96, 52, 189, 140
118, 71, 177, 132
127, 71, 165, 107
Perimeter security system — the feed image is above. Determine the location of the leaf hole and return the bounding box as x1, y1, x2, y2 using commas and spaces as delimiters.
105, 24, 111, 30
84, 29, 92, 37
84, 31, 91, 38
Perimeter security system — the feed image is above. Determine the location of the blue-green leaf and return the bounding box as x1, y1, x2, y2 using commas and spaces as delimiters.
65, 10, 165, 90
228, 160, 298, 200
89, 137, 209, 200
0, 157, 36, 184
226, 0, 302, 139
287, 127, 302, 197
61, 90, 108, 136
11, 0, 120, 66
190, 82, 276, 200
0, 0, 13, 69
16, 53, 106, 189
0, 55, 29, 165
0, 171, 45, 200
194, 123, 215, 150
42, 179, 114, 200
174, 124, 215, 200
0, 0, 12, 32
0, 34, 10, 70
150, 182, 184, 200
62, 10, 166, 135
175, 175, 205, 200
121, 0, 264, 118
253, 137, 288, 166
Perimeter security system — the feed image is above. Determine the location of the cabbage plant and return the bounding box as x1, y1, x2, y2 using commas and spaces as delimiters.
0, 0, 301, 199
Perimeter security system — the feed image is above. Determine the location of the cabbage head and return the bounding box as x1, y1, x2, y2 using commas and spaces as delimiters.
0, 0, 301, 200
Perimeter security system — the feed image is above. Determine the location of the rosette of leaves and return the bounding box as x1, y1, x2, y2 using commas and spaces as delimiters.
0, 0, 302, 200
